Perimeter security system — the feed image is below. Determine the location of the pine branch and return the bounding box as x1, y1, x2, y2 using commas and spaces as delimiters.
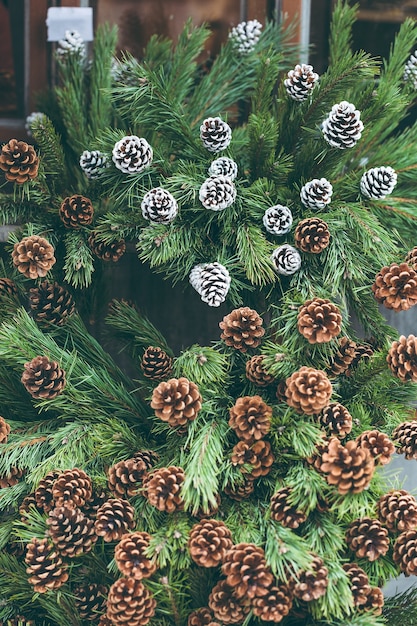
63, 230, 95, 289
88, 23, 118, 140
265, 520, 315, 579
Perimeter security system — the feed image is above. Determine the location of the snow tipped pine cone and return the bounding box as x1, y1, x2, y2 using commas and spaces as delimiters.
200, 117, 232, 153
112, 135, 153, 174
297, 297, 342, 344
29, 281, 76, 328
107, 457, 150, 498
377, 489, 417, 532
106, 577, 156, 625
143, 466, 185, 513
387, 334, 417, 381
360, 166, 397, 199
245, 355, 275, 387
46, 505, 97, 557
79, 149, 108, 179
231, 439, 275, 479
293, 556, 329, 601
21, 355, 66, 400
141, 346, 173, 380
12, 235, 56, 279
300, 178, 333, 210
199, 176, 236, 210
189, 262, 231, 307
317, 438, 375, 495
57, 29, 85, 57
141, 187, 178, 224
262, 205, 293, 236
284, 63, 319, 101
208, 157, 238, 181
318, 403, 352, 437
229, 19, 262, 54
151, 377, 202, 429
285, 366, 332, 415
219, 307, 265, 352
34, 470, 60, 513
393, 529, 417, 575
271, 244, 301, 275
294, 217, 330, 254
221, 543, 274, 599
188, 519, 233, 567
88, 232, 126, 262
356, 429, 395, 465
208, 580, 250, 624
252, 583, 293, 621
392, 421, 417, 460
228, 395, 272, 442
114, 531, 157, 579
404, 50, 417, 87
94, 498, 136, 542
0, 416, 10, 443
73, 583, 108, 621
342, 563, 371, 607
0, 138, 39, 184
270, 487, 307, 529
322, 101, 364, 149
345, 517, 389, 562
59, 194, 94, 229
25, 537, 68, 593
372, 263, 417, 311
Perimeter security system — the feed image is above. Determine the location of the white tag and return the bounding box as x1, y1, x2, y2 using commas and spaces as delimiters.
46, 7, 94, 42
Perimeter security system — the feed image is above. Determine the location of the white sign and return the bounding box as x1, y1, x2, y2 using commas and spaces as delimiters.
46, 7, 94, 42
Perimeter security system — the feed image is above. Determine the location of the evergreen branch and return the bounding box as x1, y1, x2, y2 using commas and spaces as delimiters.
30, 115, 68, 192
328, 0, 357, 68
172, 344, 230, 388
55, 53, 89, 156
63, 231, 95, 289
88, 23, 118, 139
310, 561, 354, 622
383, 585, 417, 626
265, 520, 315, 579
235, 224, 276, 287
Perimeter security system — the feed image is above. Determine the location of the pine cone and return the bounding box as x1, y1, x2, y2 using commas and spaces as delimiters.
229, 395, 272, 442
387, 334, 417, 382
404, 51, 417, 87
392, 420, 417, 460
0, 139, 39, 183
29, 281, 76, 328
94, 498, 136, 542
372, 263, 417, 311
347, 343, 374, 375
199, 176, 236, 210
188, 607, 219, 626
271, 244, 302, 275
151, 377, 202, 428
342, 563, 371, 606
329, 337, 358, 376
316, 438, 375, 495
34, 470, 61, 512
188, 519, 233, 567
21, 356, 66, 400
322, 101, 364, 149
0, 416, 10, 443
59, 194, 94, 229
231, 439, 275, 479
208, 579, 250, 624
106, 577, 156, 625
108, 457, 150, 498
377, 489, 417, 532
143, 466, 185, 513
270, 487, 307, 529
200, 117, 232, 152
405, 246, 417, 270
19, 493, 41, 521
98, 616, 113, 626
114, 531, 157, 579
362, 586, 384, 615
141, 187, 178, 224
25, 537, 68, 593
221, 543, 274, 599
220, 307, 265, 352
297, 298, 342, 344
208, 157, 238, 181
112, 135, 153, 174
245, 355, 275, 387
223, 477, 255, 500
360, 166, 397, 199
285, 366, 333, 415
0, 466, 23, 488
0, 277, 18, 299
346, 517, 390, 561
229, 19, 262, 54
81, 487, 108, 520
1, 616, 35, 626
88, 232, 126, 262
79, 150, 108, 179
393, 529, 417, 575
300, 178, 333, 210
254, 583, 294, 622
294, 217, 330, 254
74, 583, 108, 621
189, 262, 231, 307
293, 556, 329, 601
12, 235, 56, 279
47, 506, 97, 557
318, 403, 353, 437
52, 468, 92, 509
356, 429, 395, 465
262, 205, 293, 236
284, 63, 319, 101
57, 29, 85, 57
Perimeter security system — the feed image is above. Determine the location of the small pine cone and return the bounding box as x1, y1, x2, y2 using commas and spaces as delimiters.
224, 477, 255, 500
98, 616, 113, 626
285, 366, 332, 415
208, 157, 238, 181
200, 117, 232, 153
342, 563, 371, 606
229, 19, 262, 54
106, 577, 156, 625
189, 262, 231, 307
141, 187, 178, 224
346, 517, 390, 562
356, 429, 395, 465
143, 466, 185, 513
0, 277, 18, 299
47, 506, 97, 557
392, 421, 417, 460
108, 458, 149, 498
270, 487, 307, 529
377, 489, 417, 532
372, 263, 417, 311
317, 438, 375, 495
0, 139, 39, 184
297, 298, 342, 344
252, 584, 293, 622
193, 493, 221, 519
59, 194, 94, 229
404, 51, 417, 87
347, 343, 374, 375
114, 531, 157, 579
231, 439, 275, 479
94, 498, 136, 542
2, 616, 35, 626
262, 205, 293, 236
57, 29, 85, 57
222, 543, 274, 599
81, 488, 108, 519
329, 337, 358, 376
220, 307, 265, 352
74, 583, 108, 621
29, 281, 76, 328
21, 355, 66, 400
34, 470, 60, 512
293, 557, 329, 601
0, 466, 23, 488
318, 403, 353, 438
188, 519, 233, 567
0, 416, 11, 443
134, 449, 159, 469
208, 580, 250, 624
188, 607, 219, 626
362, 587, 384, 615
276, 379, 287, 403
199, 176, 236, 210
79, 149, 108, 179
271, 244, 302, 276
284, 63, 319, 101
112, 135, 153, 174
229, 395, 272, 442
52, 468, 92, 509
25, 537, 68, 593
360, 166, 397, 200
405, 246, 417, 270
151, 377, 202, 428
387, 335, 417, 382
300, 178, 333, 210
245, 355, 275, 387
19, 492, 41, 521
393, 529, 417, 575
12, 235, 56, 279
294, 217, 330, 254
322, 101, 364, 149
88, 232, 126, 262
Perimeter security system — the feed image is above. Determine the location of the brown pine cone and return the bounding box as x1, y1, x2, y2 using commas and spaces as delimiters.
329, 337, 358, 376
0, 139, 39, 183
387, 335, 417, 382
25, 537, 68, 593
108, 457, 150, 498
59, 194, 94, 229
88, 232, 126, 262
52, 468, 92, 509
1, 616, 35, 626
318, 403, 353, 437
372, 263, 417, 311
270, 487, 307, 529
231, 439, 275, 479
21, 355, 66, 400
229, 395, 272, 442
114, 531, 157, 579
0, 466, 23, 488
219, 307, 265, 352
0, 416, 10, 443
150, 377, 202, 428
12, 235, 56, 279
316, 438, 375, 494
208, 580, 250, 624
222, 543, 274, 599
377, 489, 417, 532
405, 246, 417, 269
356, 429, 395, 465
141, 346, 173, 380
81, 487, 108, 520
193, 493, 221, 519
392, 421, 417, 460
285, 366, 332, 415
346, 517, 389, 562
188, 607, 220, 626
94, 498, 136, 542
0, 277, 18, 299
143, 466, 185, 513
393, 529, 417, 575
342, 563, 371, 607
362, 586, 384, 615
347, 343, 374, 375
98, 616, 113, 626
106, 577, 156, 625
294, 217, 330, 254
29, 281, 76, 328
133, 449, 159, 469
46, 505, 97, 557
34, 470, 61, 513
252, 582, 293, 622
73, 583, 108, 621
19, 492, 41, 521
276, 379, 287, 403
245, 355, 275, 387
293, 556, 329, 601
188, 519, 233, 567
297, 298, 342, 344
223, 477, 255, 500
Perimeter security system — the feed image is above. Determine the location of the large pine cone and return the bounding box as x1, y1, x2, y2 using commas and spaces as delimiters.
245, 355, 275, 387
112, 135, 153, 174
316, 438, 375, 494
329, 337, 358, 376
219, 307, 265, 352
59, 194, 94, 229
285, 366, 332, 415
293, 556, 329, 601
221, 543, 274, 599
346, 517, 389, 562
360, 166, 397, 200
0, 138, 39, 183
356, 429, 395, 465
322, 101, 364, 149
106, 577, 156, 625
377, 489, 417, 532
393, 529, 417, 575
12, 235, 56, 279
189, 261, 231, 307
141, 346, 173, 380
188, 607, 219, 626
21, 355, 66, 400
200, 117, 232, 153
188, 519, 233, 567
25, 537, 68, 593
95, 498, 136, 542
387, 334, 417, 382
300, 178, 333, 210
47, 505, 97, 557
141, 187, 178, 224
88, 232, 126, 262
34, 470, 61, 512
114, 531, 157, 579
231, 439, 275, 479
52, 468, 92, 509
108, 457, 150, 498
271, 244, 302, 275
372, 263, 417, 311
143, 466, 185, 513
342, 563, 370, 607
252, 583, 293, 621
284, 63, 319, 101
270, 487, 307, 529
392, 421, 417, 460
294, 217, 330, 254
199, 176, 236, 211
229, 395, 272, 442
0, 416, 10, 443
73, 583, 108, 621
318, 403, 353, 437
297, 298, 342, 344
262, 204, 293, 235
208, 580, 250, 624
29, 281, 76, 328
151, 377, 202, 428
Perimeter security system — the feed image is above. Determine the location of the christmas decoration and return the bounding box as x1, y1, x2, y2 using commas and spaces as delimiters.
208, 580, 250, 624
112, 136, 153, 174
294, 217, 330, 254
221, 542, 274, 598
189, 262, 231, 306
21, 355, 66, 399
199, 176, 236, 210
271, 244, 301, 275
231, 439, 274, 478
321, 101, 364, 149
262, 204, 293, 235
293, 556, 329, 601
270, 487, 307, 528
0, 139, 39, 184
284, 63, 319, 101
360, 166, 398, 199
56, 30, 85, 58
245, 354, 275, 386
393, 529, 417, 575
52, 468, 92, 508
329, 336, 358, 376
372, 262, 417, 311
318, 402, 353, 437
342, 563, 371, 607
107, 457, 150, 498
285, 366, 332, 414
140, 346, 173, 380
315, 438, 375, 494
94, 498, 136, 542
143, 466, 185, 512
12, 235, 56, 279
141, 188, 178, 224
59, 194, 94, 229
300, 178, 333, 209
404, 50, 417, 87
106, 577, 156, 625
46, 505, 97, 557
200, 117, 232, 153
229, 19, 262, 54
34, 470, 61, 513
208, 157, 238, 180
297, 297, 342, 343
25, 538, 69, 593
251, 583, 293, 622
356, 429, 395, 465
392, 420, 417, 459
79, 149, 108, 179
